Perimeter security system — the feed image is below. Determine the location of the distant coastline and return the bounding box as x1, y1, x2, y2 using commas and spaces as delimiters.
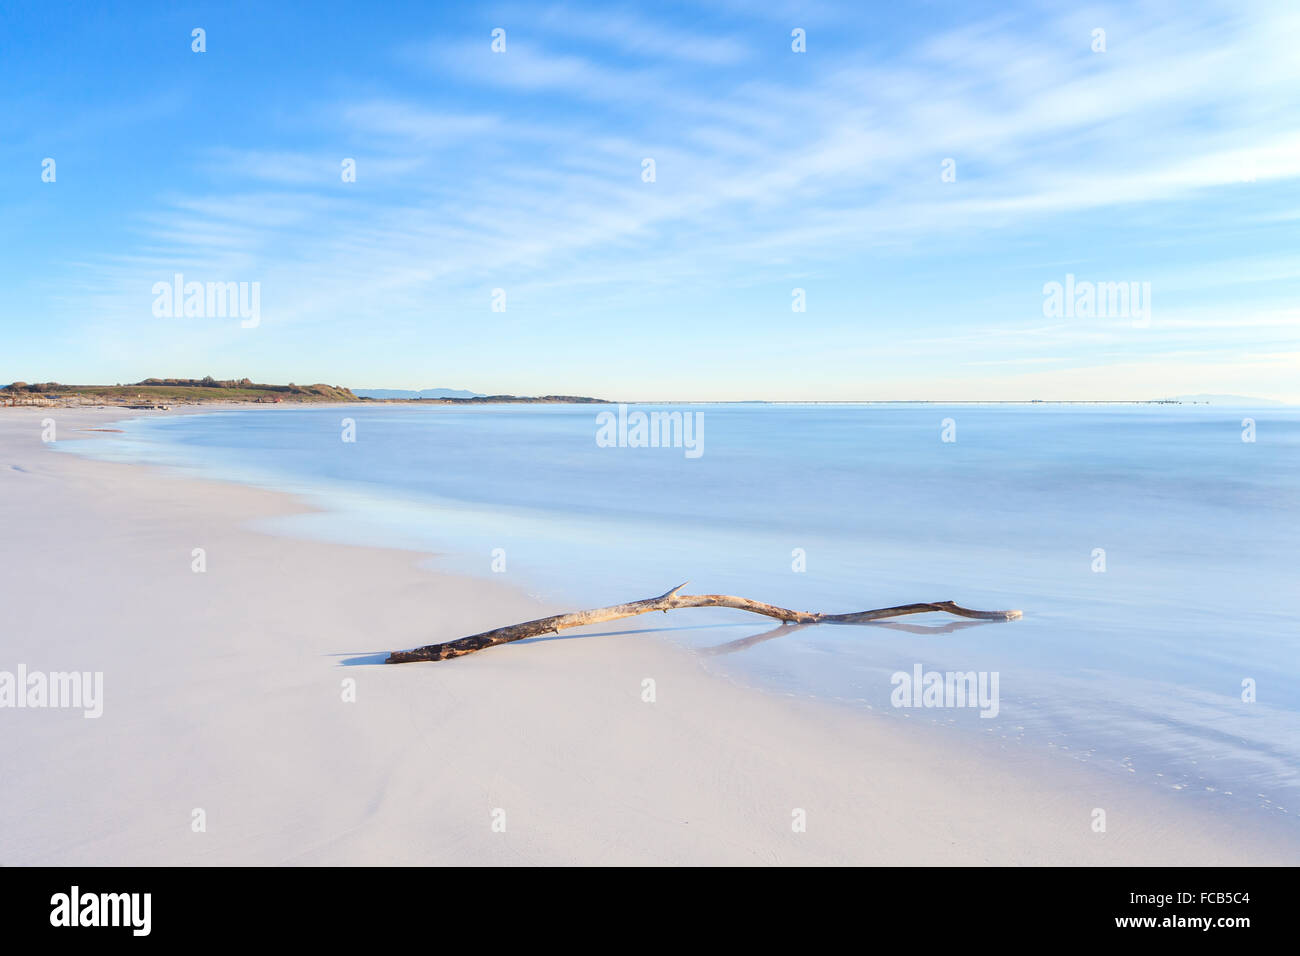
1, 378, 1289, 408
0, 378, 609, 408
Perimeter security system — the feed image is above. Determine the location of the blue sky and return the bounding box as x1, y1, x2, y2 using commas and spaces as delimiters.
2, 0, 1298, 400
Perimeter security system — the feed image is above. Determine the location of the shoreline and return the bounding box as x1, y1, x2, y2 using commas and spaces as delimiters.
2, 405, 1297, 865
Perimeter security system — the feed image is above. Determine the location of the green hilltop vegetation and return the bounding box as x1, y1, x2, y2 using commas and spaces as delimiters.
2, 377, 610, 406
2, 377, 358, 404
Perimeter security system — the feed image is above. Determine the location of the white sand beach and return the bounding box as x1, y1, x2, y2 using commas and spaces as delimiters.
1, 406, 1295, 866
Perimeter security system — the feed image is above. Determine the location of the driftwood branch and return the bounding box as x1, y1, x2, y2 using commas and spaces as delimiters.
385, 583, 1022, 663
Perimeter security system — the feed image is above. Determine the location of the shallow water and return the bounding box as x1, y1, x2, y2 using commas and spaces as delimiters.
59, 403, 1300, 823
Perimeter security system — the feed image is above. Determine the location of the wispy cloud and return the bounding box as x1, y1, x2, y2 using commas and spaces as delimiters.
8, 0, 1300, 399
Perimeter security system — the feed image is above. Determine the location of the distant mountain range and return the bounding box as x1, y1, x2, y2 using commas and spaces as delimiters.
353, 387, 485, 400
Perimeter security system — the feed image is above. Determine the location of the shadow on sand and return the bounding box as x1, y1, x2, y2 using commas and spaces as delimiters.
336, 616, 993, 665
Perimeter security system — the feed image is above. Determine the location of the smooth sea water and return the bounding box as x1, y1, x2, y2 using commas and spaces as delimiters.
60, 403, 1300, 822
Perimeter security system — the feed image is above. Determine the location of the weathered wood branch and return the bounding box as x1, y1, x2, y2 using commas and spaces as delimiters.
384, 583, 1022, 663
